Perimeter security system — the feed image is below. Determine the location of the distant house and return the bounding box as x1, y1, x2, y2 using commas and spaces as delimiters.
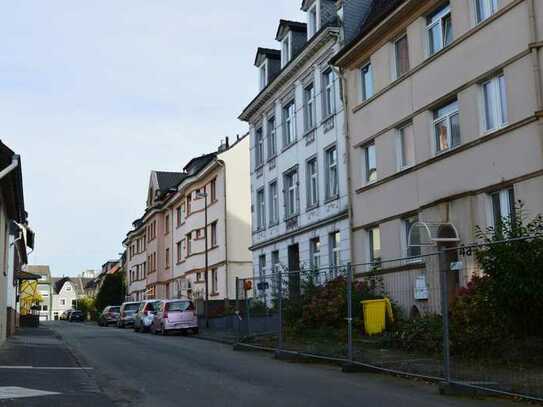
51, 277, 93, 320
26, 266, 53, 321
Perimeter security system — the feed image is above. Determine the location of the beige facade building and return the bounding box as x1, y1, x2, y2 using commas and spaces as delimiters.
124, 136, 252, 303
333, 0, 543, 315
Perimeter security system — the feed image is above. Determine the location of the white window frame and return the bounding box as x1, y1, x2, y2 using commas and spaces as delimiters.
284, 169, 299, 218
259, 61, 268, 90
396, 123, 415, 171
322, 69, 335, 117
255, 127, 264, 167
393, 34, 410, 79
211, 268, 218, 293
481, 74, 507, 133
281, 32, 292, 68
433, 99, 460, 154
426, 4, 452, 56
329, 231, 341, 277
402, 215, 422, 262
368, 227, 381, 265
306, 157, 319, 208
256, 188, 266, 230
363, 142, 377, 184
474, 0, 499, 24
325, 145, 339, 199
282, 100, 296, 147
269, 180, 279, 226
488, 187, 515, 228
309, 237, 321, 271
360, 62, 374, 101
267, 116, 277, 159
307, 2, 319, 38
304, 82, 316, 131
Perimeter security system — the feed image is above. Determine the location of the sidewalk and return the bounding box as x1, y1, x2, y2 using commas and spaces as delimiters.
0, 326, 113, 406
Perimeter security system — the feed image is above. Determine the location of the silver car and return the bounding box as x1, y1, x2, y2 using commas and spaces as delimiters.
151, 299, 198, 335
133, 300, 160, 333
117, 301, 141, 328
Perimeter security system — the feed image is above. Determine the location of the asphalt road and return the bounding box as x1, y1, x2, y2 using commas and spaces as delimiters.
37, 321, 523, 407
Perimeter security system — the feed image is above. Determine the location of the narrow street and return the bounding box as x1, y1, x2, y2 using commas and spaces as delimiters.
0, 322, 522, 406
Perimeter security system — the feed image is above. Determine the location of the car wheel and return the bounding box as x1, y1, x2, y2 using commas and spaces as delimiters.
133, 325, 139, 333
192, 328, 199, 335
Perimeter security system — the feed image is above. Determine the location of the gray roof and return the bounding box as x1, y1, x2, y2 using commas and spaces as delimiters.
155, 171, 186, 192
182, 153, 216, 176
52, 276, 94, 295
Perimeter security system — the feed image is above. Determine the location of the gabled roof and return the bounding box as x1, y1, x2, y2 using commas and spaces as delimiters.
254, 47, 281, 67
52, 277, 93, 295
276, 19, 307, 41
155, 171, 187, 192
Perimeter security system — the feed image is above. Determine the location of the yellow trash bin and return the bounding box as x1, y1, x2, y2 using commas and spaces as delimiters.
361, 298, 394, 335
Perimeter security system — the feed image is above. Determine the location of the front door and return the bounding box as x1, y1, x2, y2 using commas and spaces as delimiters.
287, 244, 300, 298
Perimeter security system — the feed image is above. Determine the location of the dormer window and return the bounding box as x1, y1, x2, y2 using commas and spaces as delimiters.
281, 33, 291, 68
308, 3, 318, 38
259, 62, 267, 90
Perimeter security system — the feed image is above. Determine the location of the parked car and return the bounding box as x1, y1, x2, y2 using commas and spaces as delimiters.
69, 310, 84, 322
134, 300, 160, 333
151, 299, 198, 335
97, 306, 121, 326
117, 301, 141, 328
60, 309, 74, 321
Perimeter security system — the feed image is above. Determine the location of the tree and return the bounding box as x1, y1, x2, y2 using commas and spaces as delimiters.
95, 272, 126, 313
77, 296, 97, 320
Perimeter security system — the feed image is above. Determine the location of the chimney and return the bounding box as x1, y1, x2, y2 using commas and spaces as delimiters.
225, 136, 229, 149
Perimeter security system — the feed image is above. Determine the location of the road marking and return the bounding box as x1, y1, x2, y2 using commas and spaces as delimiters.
0, 365, 93, 370
0, 386, 61, 400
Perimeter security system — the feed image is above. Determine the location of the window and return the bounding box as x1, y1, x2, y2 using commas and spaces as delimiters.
186, 195, 191, 215
304, 83, 316, 131
196, 272, 202, 282
368, 227, 381, 264
325, 146, 338, 199
165, 214, 170, 234
475, 0, 498, 23
176, 241, 182, 263
306, 158, 319, 208
210, 178, 217, 202
490, 187, 515, 228
267, 117, 277, 159
71, 300, 76, 307
329, 231, 341, 272
211, 268, 218, 293
66, 284, 71, 291
258, 255, 266, 281
394, 34, 410, 78
308, 3, 318, 37
255, 127, 264, 167
282, 100, 296, 147
396, 123, 415, 170
310, 237, 320, 271
360, 63, 373, 101
60, 299, 65, 306
403, 215, 422, 258
322, 69, 335, 117
186, 233, 192, 256
165, 248, 170, 269
284, 169, 299, 218
211, 222, 217, 247
259, 62, 267, 90
256, 188, 266, 230
427, 4, 452, 55
269, 181, 279, 225
434, 99, 460, 153
482, 75, 507, 132
364, 142, 377, 183
281, 35, 291, 67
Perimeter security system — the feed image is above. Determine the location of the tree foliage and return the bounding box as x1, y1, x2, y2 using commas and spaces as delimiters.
95, 272, 126, 313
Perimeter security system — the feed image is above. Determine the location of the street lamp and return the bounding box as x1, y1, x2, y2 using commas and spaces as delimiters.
195, 190, 209, 327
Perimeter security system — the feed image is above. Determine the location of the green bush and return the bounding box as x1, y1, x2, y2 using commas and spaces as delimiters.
387, 314, 443, 354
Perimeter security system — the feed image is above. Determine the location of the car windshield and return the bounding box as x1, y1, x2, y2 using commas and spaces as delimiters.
146, 301, 160, 312
110, 307, 120, 313
166, 301, 193, 312
125, 303, 139, 312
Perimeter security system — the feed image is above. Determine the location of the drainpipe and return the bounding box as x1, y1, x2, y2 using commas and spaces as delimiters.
331, 65, 355, 268
527, 0, 543, 163
217, 160, 229, 305
0, 155, 19, 181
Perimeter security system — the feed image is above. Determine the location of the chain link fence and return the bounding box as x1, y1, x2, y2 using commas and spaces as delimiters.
227, 235, 543, 402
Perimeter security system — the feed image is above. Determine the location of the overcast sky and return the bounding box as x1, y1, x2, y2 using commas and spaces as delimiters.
1, 1, 305, 277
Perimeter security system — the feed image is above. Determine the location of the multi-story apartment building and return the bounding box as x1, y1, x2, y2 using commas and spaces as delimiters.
124, 136, 252, 304
239, 0, 372, 290
332, 0, 543, 315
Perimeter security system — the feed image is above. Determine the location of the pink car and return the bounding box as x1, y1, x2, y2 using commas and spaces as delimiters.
151, 299, 199, 335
